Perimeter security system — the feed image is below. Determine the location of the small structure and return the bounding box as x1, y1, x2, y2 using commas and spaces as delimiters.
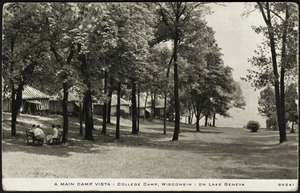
135, 93, 165, 119
154, 97, 165, 119
93, 94, 130, 116
49, 88, 81, 116
136, 94, 152, 119
93, 103, 104, 115
2, 86, 50, 114
21, 86, 50, 114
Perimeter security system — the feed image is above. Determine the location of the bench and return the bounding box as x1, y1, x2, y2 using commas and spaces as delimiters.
49, 131, 63, 145
26, 131, 43, 146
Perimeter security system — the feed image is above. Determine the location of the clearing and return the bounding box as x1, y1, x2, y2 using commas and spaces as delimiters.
2, 112, 298, 179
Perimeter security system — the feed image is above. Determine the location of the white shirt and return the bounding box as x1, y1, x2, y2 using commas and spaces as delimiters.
32, 128, 44, 136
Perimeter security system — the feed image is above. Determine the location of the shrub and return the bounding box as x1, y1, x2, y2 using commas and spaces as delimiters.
246, 120, 260, 132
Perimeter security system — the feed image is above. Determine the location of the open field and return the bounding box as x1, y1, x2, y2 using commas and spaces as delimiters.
2, 112, 298, 179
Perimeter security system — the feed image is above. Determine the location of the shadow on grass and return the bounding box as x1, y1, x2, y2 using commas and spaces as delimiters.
2, 113, 105, 157
2, 112, 298, 171
192, 130, 224, 134
2, 130, 106, 157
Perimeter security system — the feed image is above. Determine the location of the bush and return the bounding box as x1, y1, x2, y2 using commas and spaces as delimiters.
246, 120, 260, 132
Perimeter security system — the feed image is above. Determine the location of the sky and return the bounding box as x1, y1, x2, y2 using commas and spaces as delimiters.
203, 2, 267, 128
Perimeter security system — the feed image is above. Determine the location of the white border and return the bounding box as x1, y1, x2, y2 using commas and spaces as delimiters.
2, 178, 298, 191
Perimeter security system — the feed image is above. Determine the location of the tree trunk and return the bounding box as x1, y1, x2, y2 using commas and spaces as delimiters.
265, 5, 286, 143
11, 88, 16, 136
196, 114, 200, 132
204, 113, 208, 127
116, 82, 121, 139
213, 112, 216, 127
172, 27, 180, 141
102, 70, 108, 135
79, 103, 83, 135
131, 79, 138, 134
150, 92, 154, 121
84, 81, 94, 141
107, 77, 114, 123
278, 4, 289, 142
150, 92, 156, 121
187, 109, 191, 124
258, 2, 287, 143
291, 121, 295, 133
144, 91, 148, 120
137, 82, 140, 132
195, 102, 201, 132
163, 50, 173, 135
11, 83, 23, 136
91, 106, 94, 130
62, 82, 69, 143
279, 67, 286, 142
163, 91, 167, 135
61, 44, 76, 143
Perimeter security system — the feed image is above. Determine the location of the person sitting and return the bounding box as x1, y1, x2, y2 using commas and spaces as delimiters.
29, 124, 36, 131
29, 125, 46, 145
46, 125, 58, 144
56, 125, 61, 131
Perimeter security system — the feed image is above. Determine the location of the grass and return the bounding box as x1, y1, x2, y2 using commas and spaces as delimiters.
2, 112, 298, 179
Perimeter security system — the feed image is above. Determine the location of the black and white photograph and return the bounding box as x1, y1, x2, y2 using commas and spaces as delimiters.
1, 2, 299, 191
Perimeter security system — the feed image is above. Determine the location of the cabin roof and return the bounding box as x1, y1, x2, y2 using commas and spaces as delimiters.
23, 86, 50, 99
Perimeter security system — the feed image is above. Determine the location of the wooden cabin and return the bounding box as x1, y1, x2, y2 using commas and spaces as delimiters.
21, 86, 50, 114
134, 93, 165, 119
49, 89, 81, 116
2, 86, 50, 114
93, 94, 130, 116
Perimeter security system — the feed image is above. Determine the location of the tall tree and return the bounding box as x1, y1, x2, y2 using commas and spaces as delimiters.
44, 2, 84, 143
244, 2, 298, 143
101, 70, 108, 135
2, 3, 50, 136
158, 2, 208, 140
100, 3, 155, 136
147, 43, 173, 133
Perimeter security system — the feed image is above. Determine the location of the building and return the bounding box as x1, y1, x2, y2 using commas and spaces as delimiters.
134, 93, 165, 119
49, 88, 81, 116
2, 85, 50, 114
93, 94, 130, 116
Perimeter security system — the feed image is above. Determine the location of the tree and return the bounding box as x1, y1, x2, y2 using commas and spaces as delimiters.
45, 3, 108, 142
258, 85, 276, 125
147, 43, 173, 133
176, 19, 241, 131
157, 2, 209, 140
285, 83, 298, 127
44, 3, 80, 142
121, 3, 154, 134
75, 3, 114, 141
244, 2, 298, 143
101, 70, 108, 135
259, 83, 298, 130
95, 3, 155, 138
2, 3, 50, 136
210, 81, 246, 127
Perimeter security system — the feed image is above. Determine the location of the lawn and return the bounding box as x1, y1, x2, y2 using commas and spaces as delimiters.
2, 112, 298, 179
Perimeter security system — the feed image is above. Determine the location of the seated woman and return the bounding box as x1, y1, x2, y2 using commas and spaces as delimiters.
46, 125, 59, 144
29, 125, 46, 145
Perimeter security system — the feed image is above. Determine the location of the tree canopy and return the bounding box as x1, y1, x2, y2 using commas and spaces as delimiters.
2, 2, 248, 142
